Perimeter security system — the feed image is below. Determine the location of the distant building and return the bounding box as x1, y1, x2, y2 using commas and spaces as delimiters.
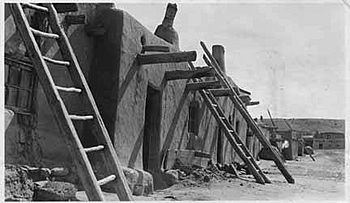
260, 119, 300, 160
264, 118, 345, 151
313, 132, 345, 149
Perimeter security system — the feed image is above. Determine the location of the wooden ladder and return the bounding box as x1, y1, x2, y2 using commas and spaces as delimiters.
10, 3, 134, 201
187, 62, 270, 184
198, 41, 295, 184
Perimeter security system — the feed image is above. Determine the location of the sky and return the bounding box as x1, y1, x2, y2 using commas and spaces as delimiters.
119, 2, 346, 119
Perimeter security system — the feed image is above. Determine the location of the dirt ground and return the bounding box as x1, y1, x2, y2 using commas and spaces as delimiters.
77, 149, 347, 201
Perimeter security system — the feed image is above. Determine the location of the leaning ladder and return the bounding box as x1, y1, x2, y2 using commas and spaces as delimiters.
187, 62, 270, 184
199, 41, 295, 184
10, 3, 134, 201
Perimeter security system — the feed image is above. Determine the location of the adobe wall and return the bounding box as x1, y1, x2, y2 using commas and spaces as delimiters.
5, 3, 249, 176
112, 10, 191, 170
5, 3, 98, 167
114, 10, 253, 170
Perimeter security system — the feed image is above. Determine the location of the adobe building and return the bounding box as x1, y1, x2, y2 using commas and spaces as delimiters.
4, 3, 260, 193
313, 131, 345, 149
288, 118, 345, 150
261, 119, 300, 160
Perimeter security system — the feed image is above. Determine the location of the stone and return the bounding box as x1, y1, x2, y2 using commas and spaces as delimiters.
165, 169, 179, 179
134, 169, 154, 196
20, 165, 51, 181
163, 169, 179, 187
33, 181, 77, 201
5, 108, 14, 130
216, 163, 223, 170
5, 164, 34, 201
203, 175, 210, 182
122, 167, 139, 192
51, 167, 69, 177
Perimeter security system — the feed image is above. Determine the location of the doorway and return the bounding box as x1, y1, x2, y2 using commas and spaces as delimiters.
217, 127, 223, 164
319, 143, 323, 149
143, 84, 162, 172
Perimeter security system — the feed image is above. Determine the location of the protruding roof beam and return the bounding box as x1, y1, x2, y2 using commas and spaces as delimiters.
186, 80, 221, 91
247, 101, 260, 106
137, 51, 196, 65
165, 66, 214, 80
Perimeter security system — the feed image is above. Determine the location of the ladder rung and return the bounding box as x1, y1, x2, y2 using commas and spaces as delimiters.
84, 145, 104, 153
212, 104, 218, 107
237, 144, 243, 147
228, 130, 234, 133
43, 56, 70, 66
97, 175, 116, 186
220, 117, 226, 120
30, 28, 59, 39
69, 115, 93, 120
21, 3, 49, 12
56, 86, 82, 93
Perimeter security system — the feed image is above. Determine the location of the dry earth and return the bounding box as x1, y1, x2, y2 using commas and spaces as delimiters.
77, 149, 347, 201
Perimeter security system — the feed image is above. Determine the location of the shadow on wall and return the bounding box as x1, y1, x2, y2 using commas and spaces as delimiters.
199, 103, 213, 152
82, 6, 123, 146
159, 88, 190, 167
128, 126, 144, 168
117, 60, 140, 106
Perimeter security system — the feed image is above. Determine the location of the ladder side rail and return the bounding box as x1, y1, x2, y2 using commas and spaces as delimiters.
9, 3, 105, 200
197, 90, 265, 184
187, 62, 264, 184
205, 90, 270, 183
200, 41, 295, 184
189, 61, 270, 183
44, 4, 134, 200
206, 91, 271, 183
207, 91, 259, 154
186, 62, 242, 180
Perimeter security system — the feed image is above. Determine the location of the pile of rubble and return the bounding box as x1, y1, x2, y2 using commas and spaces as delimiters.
5, 164, 154, 201
164, 158, 244, 187
5, 165, 34, 201
5, 164, 77, 201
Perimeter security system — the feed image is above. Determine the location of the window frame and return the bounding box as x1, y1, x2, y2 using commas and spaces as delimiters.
5, 53, 37, 115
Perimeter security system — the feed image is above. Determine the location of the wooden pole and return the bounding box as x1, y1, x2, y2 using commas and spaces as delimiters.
247, 101, 260, 106
210, 88, 231, 97
141, 45, 170, 53
165, 67, 214, 80
212, 44, 225, 164
186, 81, 222, 91
137, 51, 196, 65
212, 45, 225, 73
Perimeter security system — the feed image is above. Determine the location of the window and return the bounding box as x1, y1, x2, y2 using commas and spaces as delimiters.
319, 143, 323, 149
188, 101, 200, 135
5, 53, 37, 115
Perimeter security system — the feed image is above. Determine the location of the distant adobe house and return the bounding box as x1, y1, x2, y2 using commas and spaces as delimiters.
4, 3, 260, 191
263, 118, 345, 153
295, 130, 314, 147
313, 131, 345, 149
289, 119, 345, 150
261, 119, 300, 160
